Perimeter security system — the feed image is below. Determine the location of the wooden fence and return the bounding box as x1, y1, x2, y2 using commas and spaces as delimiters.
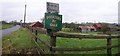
30, 28, 120, 56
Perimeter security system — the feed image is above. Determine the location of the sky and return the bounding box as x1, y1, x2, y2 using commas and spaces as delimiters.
0, 0, 120, 23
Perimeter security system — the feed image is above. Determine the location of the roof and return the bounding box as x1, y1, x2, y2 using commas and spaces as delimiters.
94, 24, 102, 28
79, 26, 96, 29
29, 22, 36, 26
29, 21, 43, 28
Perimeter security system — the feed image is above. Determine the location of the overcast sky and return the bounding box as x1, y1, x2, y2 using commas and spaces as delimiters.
0, 0, 120, 23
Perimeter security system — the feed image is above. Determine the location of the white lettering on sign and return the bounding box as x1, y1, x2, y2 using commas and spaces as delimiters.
52, 20, 56, 22
50, 23, 58, 27
46, 16, 61, 21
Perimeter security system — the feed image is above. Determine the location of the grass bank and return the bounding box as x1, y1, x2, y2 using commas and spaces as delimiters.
2, 28, 37, 54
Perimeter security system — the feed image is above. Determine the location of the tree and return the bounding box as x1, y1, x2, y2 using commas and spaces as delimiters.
101, 24, 110, 34
1, 21, 7, 24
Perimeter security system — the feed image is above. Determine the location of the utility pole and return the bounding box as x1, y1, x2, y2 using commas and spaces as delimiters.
118, 3, 120, 55
24, 4, 26, 27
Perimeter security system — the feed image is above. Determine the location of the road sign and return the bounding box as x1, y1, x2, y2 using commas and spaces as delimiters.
44, 13, 62, 30
47, 2, 59, 13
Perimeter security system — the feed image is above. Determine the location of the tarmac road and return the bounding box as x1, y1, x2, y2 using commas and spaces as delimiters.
0, 25, 21, 38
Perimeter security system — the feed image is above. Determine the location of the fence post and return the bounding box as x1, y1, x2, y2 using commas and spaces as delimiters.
32, 29, 33, 32
107, 35, 112, 56
50, 31, 56, 55
35, 29, 38, 42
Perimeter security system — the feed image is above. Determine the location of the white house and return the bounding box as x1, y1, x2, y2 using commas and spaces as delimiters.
79, 26, 96, 32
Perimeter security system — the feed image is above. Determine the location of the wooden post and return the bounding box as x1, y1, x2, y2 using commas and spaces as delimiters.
107, 35, 112, 56
50, 31, 56, 54
31, 29, 33, 32
35, 29, 38, 36
35, 29, 38, 42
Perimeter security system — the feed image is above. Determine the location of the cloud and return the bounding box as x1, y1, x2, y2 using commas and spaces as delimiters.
59, 0, 119, 23
1, 2, 25, 21
1, 0, 119, 23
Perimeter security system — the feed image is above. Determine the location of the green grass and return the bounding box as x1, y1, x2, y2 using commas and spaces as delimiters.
62, 28, 105, 35
59, 31, 120, 36
62, 28, 120, 36
37, 33, 120, 54
62, 28, 71, 32
1, 23, 14, 30
37, 34, 50, 53
2, 28, 37, 53
56, 38, 119, 54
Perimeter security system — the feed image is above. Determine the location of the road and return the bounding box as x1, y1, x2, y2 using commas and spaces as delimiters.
0, 25, 21, 38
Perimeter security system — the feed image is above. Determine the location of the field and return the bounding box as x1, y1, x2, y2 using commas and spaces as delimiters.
2, 28, 37, 54
37, 32, 120, 55
1, 23, 14, 29
2, 27, 120, 55
62, 28, 120, 36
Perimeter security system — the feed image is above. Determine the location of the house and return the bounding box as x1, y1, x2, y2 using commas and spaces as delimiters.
29, 21, 43, 28
78, 26, 96, 32
29, 21, 44, 30
29, 21, 46, 33
93, 24, 102, 31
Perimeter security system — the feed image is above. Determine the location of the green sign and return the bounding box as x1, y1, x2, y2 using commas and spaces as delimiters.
44, 13, 62, 30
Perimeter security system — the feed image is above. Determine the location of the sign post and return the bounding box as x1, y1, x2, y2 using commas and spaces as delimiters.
44, 2, 62, 54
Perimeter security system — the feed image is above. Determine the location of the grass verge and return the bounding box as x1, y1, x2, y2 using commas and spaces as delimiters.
2, 28, 37, 54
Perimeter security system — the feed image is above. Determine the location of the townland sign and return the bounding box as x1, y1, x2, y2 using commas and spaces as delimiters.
45, 2, 62, 31
45, 13, 62, 30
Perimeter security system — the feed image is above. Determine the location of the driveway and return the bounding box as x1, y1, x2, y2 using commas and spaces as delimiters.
0, 25, 21, 38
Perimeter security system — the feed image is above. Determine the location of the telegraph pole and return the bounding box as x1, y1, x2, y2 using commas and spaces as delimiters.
24, 4, 26, 27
